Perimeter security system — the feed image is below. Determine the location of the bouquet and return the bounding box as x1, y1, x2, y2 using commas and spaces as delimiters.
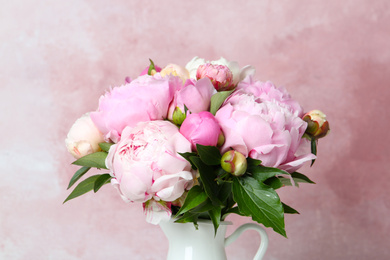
64, 57, 330, 237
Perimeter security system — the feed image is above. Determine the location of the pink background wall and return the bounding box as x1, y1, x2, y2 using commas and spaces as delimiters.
1, 0, 389, 259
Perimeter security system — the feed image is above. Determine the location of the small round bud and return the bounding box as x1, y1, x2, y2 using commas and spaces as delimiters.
172, 107, 187, 126
302, 110, 330, 139
221, 150, 247, 177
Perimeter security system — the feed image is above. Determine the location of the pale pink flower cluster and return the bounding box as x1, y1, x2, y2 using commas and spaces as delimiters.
65, 57, 315, 224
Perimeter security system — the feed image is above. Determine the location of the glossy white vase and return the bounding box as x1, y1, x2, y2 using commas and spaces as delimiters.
159, 219, 268, 260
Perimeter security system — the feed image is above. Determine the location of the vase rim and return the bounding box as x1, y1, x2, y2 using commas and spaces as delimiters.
167, 218, 233, 226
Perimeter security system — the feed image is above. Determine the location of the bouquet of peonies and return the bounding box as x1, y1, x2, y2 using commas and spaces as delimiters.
64, 57, 329, 237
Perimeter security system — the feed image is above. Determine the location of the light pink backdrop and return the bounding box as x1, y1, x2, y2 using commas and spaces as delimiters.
1, 0, 389, 259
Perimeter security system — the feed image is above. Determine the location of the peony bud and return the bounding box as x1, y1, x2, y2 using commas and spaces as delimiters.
221, 150, 247, 176
303, 110, 330, 139
180, 111, 221, 150
65, 113, 105, 159
172, 106, 187, 126
196, 63, 234, 91
160, 64, 190, 83
140, 65, 162, 76
217, 131, 225, 147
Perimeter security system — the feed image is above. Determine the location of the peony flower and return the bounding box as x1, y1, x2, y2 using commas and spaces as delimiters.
221, 150, 247, 176
235, 76, 304, 116
180, 111, 221, 150
106, 120, 194, 224
90, 75, 180, 143
65, 113, 105, 159
196, 63, 234, 91
167, 78, 215, 121
215, 91, 316, 173
160, 64, 190, 83
185, 56, 255, 85
302, 110, 330, 139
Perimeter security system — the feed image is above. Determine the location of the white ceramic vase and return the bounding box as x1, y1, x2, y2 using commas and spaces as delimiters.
159, 219, 268, 260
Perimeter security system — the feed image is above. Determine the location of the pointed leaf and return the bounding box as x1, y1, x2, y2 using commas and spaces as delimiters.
72, 152, 108, 169
248, 165, 289, 182
93, 174, 112, 193
222, 206, 245, 219
178, 152, 198, 169
63, 175, 101, 203
311, 138, 317, 166
247, 157, 262, 166
263, 176, 283, 190
282, 202, 300, 214
174, 211, 199, 225
196, 144, 222, 165
99, 142, 114, 152
210, 90, 234, 115
148, 59, 155, 75
67, 166, 90, 190
291, 172, 316, 184
209, 207, 221, 235
232, 176, 286, 237
175, 186, 208, 216
190, 199, 215, 213
190, 157, 222, 206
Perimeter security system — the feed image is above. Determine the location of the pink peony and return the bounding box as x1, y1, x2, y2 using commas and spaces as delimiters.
90, 75, 181, 143
234, 76, 304, 116
196, 63, 234, 91
215, 90, 315, 173
185, 56, 255, 85
106, 120, 194, 224
65, 113, 105, 159
167, 78, 215, 120
180, 111, 221, 150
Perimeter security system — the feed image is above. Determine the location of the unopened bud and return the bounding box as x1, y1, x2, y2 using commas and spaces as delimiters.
196, 63, 234, 91
172, 107, 186, 126
217, 132, 225, 147
303, 110, 330, 139
221, 150, 247, 177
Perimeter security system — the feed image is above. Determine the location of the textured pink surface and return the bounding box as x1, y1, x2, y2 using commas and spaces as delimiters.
1, 1, 389, 259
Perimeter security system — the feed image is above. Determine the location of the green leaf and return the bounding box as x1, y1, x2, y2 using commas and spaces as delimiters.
63, 175, 101, 203
175, 186, 208, 216
278, 176, 293, 186
190, 157, 222, 206
208, 207, 222, 235
174, 211, 199, 225
222, 206, 245, 219
67, 166, 90, 190
247, 157, 262, 166
210, 90, 234, 115
217, 182, 232, 203
178, 152, 198, 169
277, 172, 315, 187
99, 142, 114, 152
282, 202, 300, 214
311, 138, 317, 166
148, 58, 155, 75
263, 176, 283, 189
93, 174, 112, 193
291, 172, 316, 186
248, 165, 289, 182
232, 176, 286, 237
196, 144, 222, 165
190, 199, 215, 213
72, 152, 108, 169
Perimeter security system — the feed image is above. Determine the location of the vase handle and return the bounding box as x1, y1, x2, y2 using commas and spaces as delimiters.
224, 223, 268, 260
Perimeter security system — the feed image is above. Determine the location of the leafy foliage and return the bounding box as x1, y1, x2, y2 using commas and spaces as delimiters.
64, 174, 111, 203
72, 151, 108, 169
